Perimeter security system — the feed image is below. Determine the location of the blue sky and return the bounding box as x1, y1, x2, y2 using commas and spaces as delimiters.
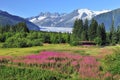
0, 0, 120, 18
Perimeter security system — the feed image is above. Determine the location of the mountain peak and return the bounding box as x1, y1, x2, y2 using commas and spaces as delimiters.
77, 8, 91, 12
28, 8, 111, 27
0, 10, 9, 14
75, 9, 93, 20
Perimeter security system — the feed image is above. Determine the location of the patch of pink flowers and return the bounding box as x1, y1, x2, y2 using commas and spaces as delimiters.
11, 51, 104, 79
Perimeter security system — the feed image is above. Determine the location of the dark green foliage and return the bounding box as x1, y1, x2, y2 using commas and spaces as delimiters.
72, 19, 89, 42
83, 19, 89, 40
70, 41, 79, 46
72, 19, 103, 46
0, 65, 70, 80
81, 31, 87, 41
42, 33, 51, 43
31, 39, 43, 46
72, 19, 83, 40
1, 31, 71, 48
116, 26, 120, 43
0, 22, 71, 48
88, 19, 98, 41
97, 23, 106, 45
1, 19, 120, 48
94, 37, 102, 46
0, 23, 43, 48
104, 48, 120, 77
100, 23, 106, 45
109, 19, 118, 45
50, 32, 68, 44
0, 22, 29, 33
15, 22, 29, 32
72, 19, 79, 38
2, 33, 43, 48
72, 18, 120, 46
0, 34, 5, 42
2, 37, 28, 48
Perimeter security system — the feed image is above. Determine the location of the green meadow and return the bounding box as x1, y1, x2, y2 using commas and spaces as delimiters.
0, 43, 118, 57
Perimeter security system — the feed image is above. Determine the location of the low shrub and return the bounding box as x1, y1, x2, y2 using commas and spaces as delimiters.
2, 36, 43, 48
104, 47, 120, 79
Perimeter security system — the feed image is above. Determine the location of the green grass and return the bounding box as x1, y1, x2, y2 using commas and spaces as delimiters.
0, 65, 71, 80
0, 43, 119, 56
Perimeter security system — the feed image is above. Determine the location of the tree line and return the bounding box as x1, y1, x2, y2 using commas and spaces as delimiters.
72, 18, 120, 45
0, 19, 120, 48
0, 22, 71, 48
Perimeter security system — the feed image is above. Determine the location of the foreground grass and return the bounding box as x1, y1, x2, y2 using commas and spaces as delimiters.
0, 65, 71, 80
0, 44, 120, 80
0, 43, 118, 56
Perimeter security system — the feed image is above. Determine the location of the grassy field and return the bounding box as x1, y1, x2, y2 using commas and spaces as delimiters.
0, 43, 119, 57
0, 43, 120, 79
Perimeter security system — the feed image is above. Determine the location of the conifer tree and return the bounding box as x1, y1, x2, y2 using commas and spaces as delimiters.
83, 19, 89, 40
72, 19, 83, 40
109, 17, 117, 45
72, 19, 79, 38
88, 19, 98, 41
116, 26, 120, 43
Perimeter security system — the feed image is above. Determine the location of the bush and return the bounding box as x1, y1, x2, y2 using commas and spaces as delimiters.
2, 37, 43, 48
2, 37, 16, 48
31, 39, 43, 46
0, 34, 6, 42
1, 31, 44, 48
70, 41, 79, 46
104, 48, 120, 79
2, 37, 28, 48
16, 38, 28, 47
94, 37, 102, 46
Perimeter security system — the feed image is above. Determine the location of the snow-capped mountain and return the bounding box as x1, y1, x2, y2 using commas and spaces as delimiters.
73, 9, 110, 20
27, 9, 110, 27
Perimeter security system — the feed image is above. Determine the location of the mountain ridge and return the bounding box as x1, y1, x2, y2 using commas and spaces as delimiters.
0, 10, 40, 30
94, 8, 120, 30
1, 8, 120, 32
28, 9, 110, 28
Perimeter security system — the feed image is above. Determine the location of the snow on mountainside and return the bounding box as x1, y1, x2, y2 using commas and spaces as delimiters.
27, 9, 110, 27
73, 9, 110, 20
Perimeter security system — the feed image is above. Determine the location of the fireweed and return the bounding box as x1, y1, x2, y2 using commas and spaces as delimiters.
0, 51, 112, 79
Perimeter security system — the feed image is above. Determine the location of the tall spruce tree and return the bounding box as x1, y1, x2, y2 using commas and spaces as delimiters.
83, 19, 89, 41
97, 24, 102, 39
88, 19, 98, 41
97, 23, 106, 45
109, 17, 117, 45
117, 26, 120, 43
101, 23, 106, 45
81, 31, 86, 41
72, 19, 83, 40
15, 22, 29, 32
72, 19, 79, 40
